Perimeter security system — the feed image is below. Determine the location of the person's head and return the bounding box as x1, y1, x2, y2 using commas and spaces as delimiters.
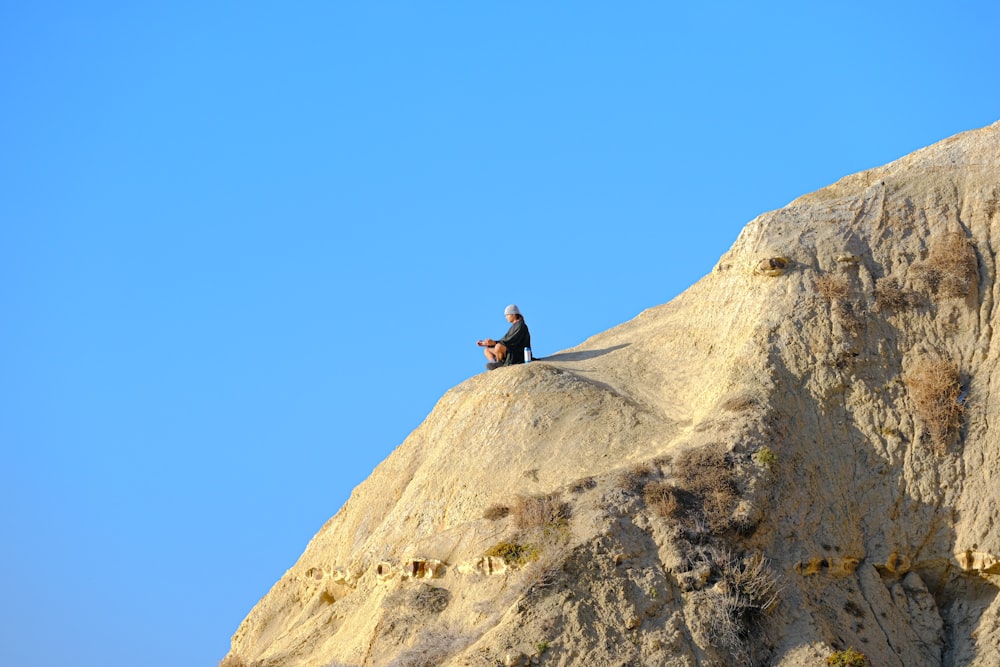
504, 303, 523, 322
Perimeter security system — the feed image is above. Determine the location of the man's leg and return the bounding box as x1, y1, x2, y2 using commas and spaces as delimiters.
482, 343, 507, 363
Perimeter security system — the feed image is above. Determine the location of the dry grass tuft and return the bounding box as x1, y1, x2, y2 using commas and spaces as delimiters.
482, 504, 510, 520
814, 273, 850, 301
511, 493, 570, 530
674, 444, 739, 533
651, 453, 673, 468
904, 354, 964, 453
617, 463, 654, 491
720, 393, 759, 412
643, 481, 689, 520
690, 548, 780, 662
569, 476, 597, 493
874, 277, 911, 312
914, 232, 978, 298
835, 302, 864, 336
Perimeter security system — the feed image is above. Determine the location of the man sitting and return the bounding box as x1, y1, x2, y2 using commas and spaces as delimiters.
477, 304, 531, 371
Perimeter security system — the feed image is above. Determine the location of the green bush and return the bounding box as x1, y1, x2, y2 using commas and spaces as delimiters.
485, 541, 539, 567
827, 647, 869, 667
753, 446, 777, 467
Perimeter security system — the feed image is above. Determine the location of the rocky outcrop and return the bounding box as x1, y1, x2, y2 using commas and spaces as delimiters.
223, 121, 1000, 667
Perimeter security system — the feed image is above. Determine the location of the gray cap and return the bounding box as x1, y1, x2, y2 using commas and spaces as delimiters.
504, 304, 521, 316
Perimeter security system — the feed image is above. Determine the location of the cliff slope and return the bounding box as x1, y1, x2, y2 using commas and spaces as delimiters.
225, 121, 1000, 667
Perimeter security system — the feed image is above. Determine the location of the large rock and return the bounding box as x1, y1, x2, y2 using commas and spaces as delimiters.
224, 121, 1000, 667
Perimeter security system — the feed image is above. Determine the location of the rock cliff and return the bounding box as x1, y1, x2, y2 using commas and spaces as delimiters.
224, 121, 1000, 667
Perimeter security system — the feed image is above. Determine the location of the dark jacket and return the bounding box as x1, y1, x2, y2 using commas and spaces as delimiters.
497, 320, 531, 365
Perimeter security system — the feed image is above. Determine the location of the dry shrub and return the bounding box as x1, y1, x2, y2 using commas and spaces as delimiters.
519, 541, 570, 595
643, 481, 688, 519
722, 551, 779, 615
511, 493, 570, 530
617, 463, 653, 491
386, 630, 473, 667
874, 276, 910, 312
482, 504, 510, 520
674, 444, 739, 533
904, 354, 964, 452
835, 301, 864, 337
814, 273, 850, 301
692, 549, 779, 663
651, 453, 673, 468
915, 232, 978, 298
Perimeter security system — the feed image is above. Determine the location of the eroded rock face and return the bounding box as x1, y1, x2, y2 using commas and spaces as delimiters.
224, 121, 1000, 667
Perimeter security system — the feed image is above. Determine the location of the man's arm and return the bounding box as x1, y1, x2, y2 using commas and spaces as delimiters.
496, 322, 524, 347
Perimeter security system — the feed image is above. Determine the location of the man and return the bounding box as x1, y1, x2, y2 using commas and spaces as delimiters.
477, 304, 531, 371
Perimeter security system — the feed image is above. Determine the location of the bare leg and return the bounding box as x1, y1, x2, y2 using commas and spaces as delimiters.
482, 343, 507, 363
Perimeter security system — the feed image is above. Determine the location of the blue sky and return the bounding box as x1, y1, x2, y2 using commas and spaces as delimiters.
1, 2, 997, 666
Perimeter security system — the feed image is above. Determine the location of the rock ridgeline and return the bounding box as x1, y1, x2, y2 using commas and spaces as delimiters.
224, 121, 1000, 667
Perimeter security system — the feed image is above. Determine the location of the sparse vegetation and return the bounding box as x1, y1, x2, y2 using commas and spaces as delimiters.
834, 301, 864, 337
904, 354, 964, 453
617, 463, 653, 491
719, 551, 780, 616
693, 548, 780, 662
643, 445, 744, 536
674, 444, 739, 533
827, 646, 870, 667
511, 492, 570, 530
753, 446, 777, 468
386, 630, 472, 667
720, 393, 758, 412
483, 503, 510, 520
485, 541, 539, 567
874, 276, 911, 312
643, 480, 688, 520
517, 540, 569, 594
815, 273, 850, 301
914, 231, 978, 298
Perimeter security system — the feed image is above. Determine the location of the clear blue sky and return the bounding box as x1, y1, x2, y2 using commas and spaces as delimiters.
1, 2, 997, 666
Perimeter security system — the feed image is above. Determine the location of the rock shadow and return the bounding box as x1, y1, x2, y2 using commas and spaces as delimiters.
539, 344, 630, 362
